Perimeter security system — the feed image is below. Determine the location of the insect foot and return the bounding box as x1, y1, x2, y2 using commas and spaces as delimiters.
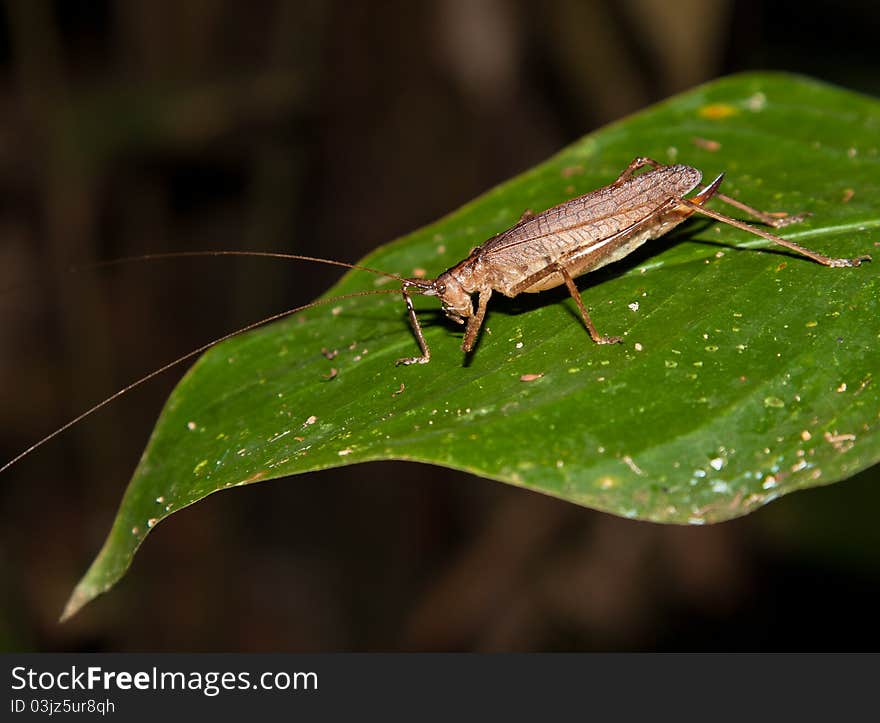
768, 211, 812, 228
395, 355, 430, 366
827, 255, 872, 268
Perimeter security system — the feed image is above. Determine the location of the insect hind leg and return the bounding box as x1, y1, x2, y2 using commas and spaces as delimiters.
688, 172, 809, 229
678, 198, 871, 268
714, 191, 810, 229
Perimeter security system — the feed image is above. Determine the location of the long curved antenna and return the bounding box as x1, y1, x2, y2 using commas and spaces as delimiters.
74, 250, 406, 282
0, 287, 402, 474
1, 250, 406, 300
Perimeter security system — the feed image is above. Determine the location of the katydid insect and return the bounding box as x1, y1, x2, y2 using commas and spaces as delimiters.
0, 157, 870, 472
394, 156, 869, 364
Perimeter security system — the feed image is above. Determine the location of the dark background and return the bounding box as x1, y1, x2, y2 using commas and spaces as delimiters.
1, 0, 879, 651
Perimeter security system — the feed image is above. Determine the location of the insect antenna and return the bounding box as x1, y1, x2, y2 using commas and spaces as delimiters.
0, 250, 408, 301
72, 250, 407, 283
0, 286, 404, 474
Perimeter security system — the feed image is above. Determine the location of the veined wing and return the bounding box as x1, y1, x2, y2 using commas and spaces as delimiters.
479, 166, 701, 258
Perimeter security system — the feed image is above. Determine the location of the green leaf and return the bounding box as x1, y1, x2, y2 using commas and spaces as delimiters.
63, 72, 880, 619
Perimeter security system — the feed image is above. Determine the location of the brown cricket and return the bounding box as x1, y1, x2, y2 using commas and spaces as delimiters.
0, 156, 870, 472
393, 156, 869, 364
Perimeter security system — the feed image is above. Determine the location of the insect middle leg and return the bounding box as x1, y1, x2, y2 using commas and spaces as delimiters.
558, 265, 623, 344
510, 262, 623, 345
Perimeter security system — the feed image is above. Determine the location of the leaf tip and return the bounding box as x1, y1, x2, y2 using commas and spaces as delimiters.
59, 585, 92, 623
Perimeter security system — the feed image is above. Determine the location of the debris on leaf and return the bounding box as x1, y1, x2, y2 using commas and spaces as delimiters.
692, 136, 721, 151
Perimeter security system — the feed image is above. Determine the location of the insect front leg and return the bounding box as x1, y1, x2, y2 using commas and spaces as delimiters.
461, 288, 492, 353
396, 284, 432, 365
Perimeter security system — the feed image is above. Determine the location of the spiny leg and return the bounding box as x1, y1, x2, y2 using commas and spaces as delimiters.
507, 231, 640, 343
558, 265, 623, 344
678, 198, 871, 268
691, 171, 809, 228
509, 259, 624, 346
461, 288, 492, 353
508, 230, 660, 344
509, 262, 605, 340
396, 284, 431, 365
714, 191, 810, 228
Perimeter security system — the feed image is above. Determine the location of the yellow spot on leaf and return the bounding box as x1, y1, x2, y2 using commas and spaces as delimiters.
698, 103, 738, 120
